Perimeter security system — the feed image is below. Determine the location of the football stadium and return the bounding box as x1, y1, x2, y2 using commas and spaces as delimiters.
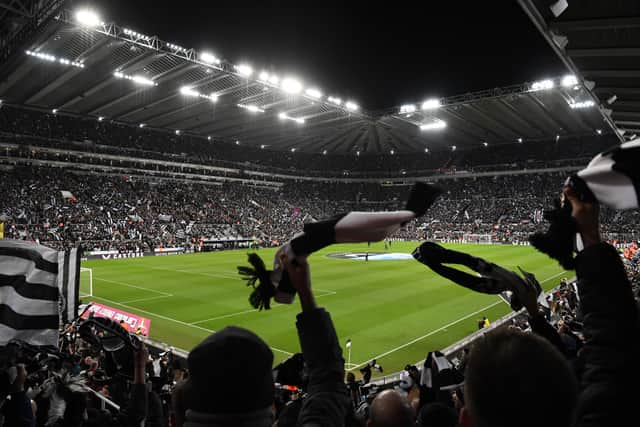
0, 1, 639, 426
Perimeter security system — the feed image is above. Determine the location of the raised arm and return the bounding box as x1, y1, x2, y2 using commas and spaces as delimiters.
563, 187, 640, 426
283, 255, 351, 426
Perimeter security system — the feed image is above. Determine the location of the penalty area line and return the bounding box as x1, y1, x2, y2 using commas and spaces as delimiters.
347, 270, 568, 370
90, 295, 293, 356
189, 289, 338, 325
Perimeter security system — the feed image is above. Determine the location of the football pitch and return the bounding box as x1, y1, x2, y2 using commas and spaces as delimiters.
80, 242, 568, 375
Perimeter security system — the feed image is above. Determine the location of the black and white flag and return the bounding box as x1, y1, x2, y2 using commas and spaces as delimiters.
576, 139, 640, 209
421, 350, 464, 391
0, 239, 80, 346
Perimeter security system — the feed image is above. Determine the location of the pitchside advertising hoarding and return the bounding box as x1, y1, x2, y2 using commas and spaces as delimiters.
83, 247, 188, 260
81, 302, 151, 336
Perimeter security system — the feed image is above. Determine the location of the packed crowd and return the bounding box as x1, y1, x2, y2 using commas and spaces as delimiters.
0, 104, 613, 176
1, 189, 638, 426
2, 166, 638, 252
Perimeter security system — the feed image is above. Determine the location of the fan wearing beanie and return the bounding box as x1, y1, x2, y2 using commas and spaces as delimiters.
176, 255, 351, 427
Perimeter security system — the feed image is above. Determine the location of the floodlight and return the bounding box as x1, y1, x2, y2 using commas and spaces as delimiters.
569, 100, 595, 109
596, 129, 602, 135
531, 79, 554, 91
294, 117, 305, 124
556, 134, 560, 141
517, 138, 523, 143
483, 141, 488, 147
238, 104, 264, 113
345, 101, 359, 111
419, 119, 447, 131
260, 144, 266, 149
235, 64, 253, 77
278, 112, 287, 119
323, 150, 327, 155
452, 145, 457, 151
561, 75, 578, 87
305, 88, 322, 99
328, 96, 342, 105
424, 148, 429, 153
180, 86, 199, 97
175, 130, 181, 135
139, 123, 146, 128
259, 71, 269, 81
235, 140, 240, 145
390, 150, 394, 155
98, 116, 104, 122
207, 136, 212, 141
52, 109, 58, 114
282, 78, 302, 94
356, 151, 360, 156
131, 75, 156, 86
114, 71, 124, 78
400, 104, 416, 114
75, 9, 101, 27
200, 52, 220, 65
607, 95, 617, 105
421, 98, 441, 110
269, 75, 280, 85
291, 148, 296, 152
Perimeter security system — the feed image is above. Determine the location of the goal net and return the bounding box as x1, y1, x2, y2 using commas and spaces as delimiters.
462, 234, 493, 244
80, 267, 93, 299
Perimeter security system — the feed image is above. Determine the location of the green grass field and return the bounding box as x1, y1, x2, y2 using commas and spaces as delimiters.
80, 242, 567, 375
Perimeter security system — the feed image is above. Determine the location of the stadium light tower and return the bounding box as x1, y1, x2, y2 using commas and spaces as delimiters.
75, 9, 102, 27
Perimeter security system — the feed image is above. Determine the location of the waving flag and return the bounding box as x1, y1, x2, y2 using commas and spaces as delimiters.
0, 240, 80, 346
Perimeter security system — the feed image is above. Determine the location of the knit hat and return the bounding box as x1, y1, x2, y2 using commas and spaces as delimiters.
184, 326, 274, 413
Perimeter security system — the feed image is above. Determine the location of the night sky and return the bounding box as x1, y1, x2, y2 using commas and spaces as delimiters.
77, 0, 566, 110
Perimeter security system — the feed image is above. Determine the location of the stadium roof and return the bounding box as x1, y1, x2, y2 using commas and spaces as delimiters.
0, 5, 614, 154
520, 0, 638, 143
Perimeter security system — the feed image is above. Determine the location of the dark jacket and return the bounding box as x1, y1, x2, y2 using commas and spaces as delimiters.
296, 307, 351, 426
573, 243, 640, 427
183, 308, 351, 427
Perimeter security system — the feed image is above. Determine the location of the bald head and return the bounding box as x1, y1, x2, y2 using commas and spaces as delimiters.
368, 390, 415, 427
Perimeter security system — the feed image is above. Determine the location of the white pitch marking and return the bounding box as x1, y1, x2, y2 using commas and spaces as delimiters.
91, 295, 293, 356
94, 277, 173, 296
346, 271, 567, 370
189, 289, 338, 325
120, 295, 173, 304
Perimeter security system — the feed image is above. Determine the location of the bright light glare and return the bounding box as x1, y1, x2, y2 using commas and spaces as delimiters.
200, 52, 220, 65
328, 96, 342, 105
75, 9, 101, 27
569, 100, 595, 109
236, 64, 253, 77
259, 71, 270, 81
400, 104, 416, 114
114, 71, 156, 86
305, 88, 322, 99
281, 78, 302, 94
420, 119, 447, 131
180, 86, 199, 97
531, 79, 555, 91
561, 75, 578, 87
345, 101, 359, 111
237, 103, 264, 113
269, 75, 280, 85
421, 98, 441, 110
279, 112, 305, 124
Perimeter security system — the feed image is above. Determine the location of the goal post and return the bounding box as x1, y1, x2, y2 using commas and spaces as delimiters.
462, 233, 493, 244
80, 267, 93, 299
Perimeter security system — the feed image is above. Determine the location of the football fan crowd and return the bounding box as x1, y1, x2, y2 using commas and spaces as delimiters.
1, 105, 639, 427
2, 167, 638, 253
